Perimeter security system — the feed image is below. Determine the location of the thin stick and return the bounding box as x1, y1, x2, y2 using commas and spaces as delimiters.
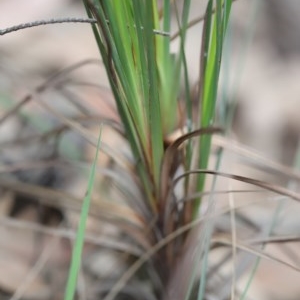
9, 235, 59, 300
228, 185, 237, 300
0, 18, 96, 35
0, 18, 169, 37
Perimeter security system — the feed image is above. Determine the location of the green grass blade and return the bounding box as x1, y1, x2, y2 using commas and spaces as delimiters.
223, 0, 233, 38
195, 0, 217, 215
64, 125, 102, 300
144, 0, 164, 191
156, 0, 178, 134
195, 0, 232, 215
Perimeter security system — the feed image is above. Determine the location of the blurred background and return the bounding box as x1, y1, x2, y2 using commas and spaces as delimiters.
1, 0, 300, 299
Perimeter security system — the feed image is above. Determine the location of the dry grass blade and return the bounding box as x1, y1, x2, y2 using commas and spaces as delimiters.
0, 115, 123, 150
214, 135, 300, 182
178, 188, 264, 205
173, 169, 300, 202
15, 92, 130, 169
9, 236, 59, 300
228, 188, 237, 300
0, 59, 101, 125
212, 235, 300, 273
0, 97, 30, 125
249, 235, 300, 245
0, 178, 79, 209
0, 216, 142, 255
0, 179, 145, 228
0, 159, 61, 174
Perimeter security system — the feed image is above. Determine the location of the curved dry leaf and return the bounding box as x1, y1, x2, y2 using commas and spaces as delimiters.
178, 188, 263, 205
173, 169, 300, 202
160, 127, 223, 202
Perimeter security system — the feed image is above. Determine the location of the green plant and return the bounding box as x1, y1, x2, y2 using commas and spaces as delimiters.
64, 0, 233, 299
